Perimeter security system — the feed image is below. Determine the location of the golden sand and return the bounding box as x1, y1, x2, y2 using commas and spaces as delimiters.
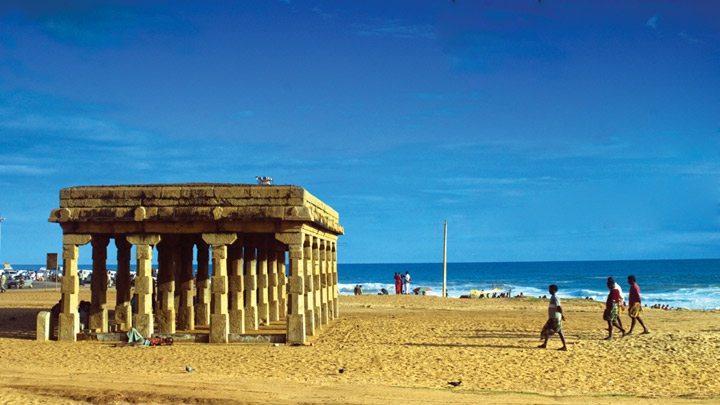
1, 288, 719, 404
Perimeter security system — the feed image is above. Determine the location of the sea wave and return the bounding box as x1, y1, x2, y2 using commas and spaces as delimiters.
340, 280, 720, 310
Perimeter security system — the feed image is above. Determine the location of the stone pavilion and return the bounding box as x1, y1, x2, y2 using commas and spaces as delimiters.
48, 183, 343, 345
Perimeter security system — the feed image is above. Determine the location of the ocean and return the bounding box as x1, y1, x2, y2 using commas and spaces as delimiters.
10, 259, 720, 310
337, 259, 720, 310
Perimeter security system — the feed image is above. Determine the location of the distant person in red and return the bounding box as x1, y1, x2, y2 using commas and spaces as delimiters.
394, 272, 402, 295
626, 275, 649, 335
604, 277, 626, 340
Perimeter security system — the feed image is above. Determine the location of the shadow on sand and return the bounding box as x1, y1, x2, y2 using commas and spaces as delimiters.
0, 307, 45, 339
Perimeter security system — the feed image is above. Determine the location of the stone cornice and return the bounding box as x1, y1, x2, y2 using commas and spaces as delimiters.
49, 184, 343, 235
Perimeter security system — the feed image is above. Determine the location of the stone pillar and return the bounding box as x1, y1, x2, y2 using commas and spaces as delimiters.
275, 233, 305, 345
243, 236, 258, 331
257, 237, 270, 325
58, 234, 91, 341
127, 234, 161, 338
173, 244, 182, 323
277, 248, 287, 318
89, 236, 109, 332
177, 240, 195, 331
115, 238, 132, 330
196, 240, 210, 326
202, 233, 237, 344
304, 235, 316, 336
312, 236, 322, 330
228, 241, 245, 334
155, 241, 176, 334
319, 239, 329, 325
325, 240, 334, 320
332, 241, 339, 318
37, 311, 51, 341
268, 244, 280, 322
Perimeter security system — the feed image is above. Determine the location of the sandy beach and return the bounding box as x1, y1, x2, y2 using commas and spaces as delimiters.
1, 287, 719, 404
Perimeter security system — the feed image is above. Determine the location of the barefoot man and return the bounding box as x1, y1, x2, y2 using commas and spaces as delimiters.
627, 275, 649, 335
605, 277, 626, 340
539, 284, 567, 351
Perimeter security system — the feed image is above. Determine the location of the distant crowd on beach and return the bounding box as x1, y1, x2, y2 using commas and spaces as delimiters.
393, 271, 411, 294
354, 271, 414, 296
539, 275, 652, 351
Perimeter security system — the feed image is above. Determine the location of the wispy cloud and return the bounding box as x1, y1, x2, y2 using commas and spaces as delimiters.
413, 91, 481, 101
420, 175, 559, 200
355, 19, 436, 40
679, 31, 701, 44
0, 1, 191, 46
439, 176, 556, 187
312, 6, 336, 20
0, 113, 149, 143
645, 15, 658, 29
234, 110, 255, 119
0, 91, 164, 178
0, 164, 53, 175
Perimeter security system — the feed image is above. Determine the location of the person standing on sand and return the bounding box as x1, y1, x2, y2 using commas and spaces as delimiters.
626, 275, 649, 335
0, 271, 6, 292
539, 284, 567, 351
394, 272, 402, 295
604, 277, 626, 340
404, 271, 411, 295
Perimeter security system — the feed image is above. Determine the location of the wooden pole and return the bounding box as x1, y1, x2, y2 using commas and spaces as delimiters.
442, 220, 447, 298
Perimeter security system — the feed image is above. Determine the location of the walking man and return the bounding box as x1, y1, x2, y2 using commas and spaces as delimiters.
539, 284, 567, 351
626, 275, 649, 335
604, 277, 626, 340
404, 271, 411, 295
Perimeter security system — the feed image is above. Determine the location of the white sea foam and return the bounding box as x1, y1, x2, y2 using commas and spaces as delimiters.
340, 280, 720, 310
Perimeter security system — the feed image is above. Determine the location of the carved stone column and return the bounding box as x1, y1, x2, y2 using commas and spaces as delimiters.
276, 232, 305, 344
177, 239, 195, 331
243, 236, 258, 331
155, 240, 176, 334
173, 244, 182, 323
127, 234, 161, 338
89, 236, 110, 332
325, 240, 334, 320
202, 233, 237, 343
319, 239, 329, 325
115, 238, 132, 330
312, 236, 322, 330
332, 241, 339, 318
268, 244, 280, 322
304, 235, 316, 336
277, 247, 287, 318
228, 241, 245, 334
257, 236, 270, 325
195, 240, 210, 326
58, 234, 91, 341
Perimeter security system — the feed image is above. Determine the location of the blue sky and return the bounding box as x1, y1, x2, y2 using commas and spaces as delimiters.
0, 1, 718, 264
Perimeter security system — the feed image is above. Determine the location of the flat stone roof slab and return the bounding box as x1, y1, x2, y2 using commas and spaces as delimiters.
49, 183, 343, 235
